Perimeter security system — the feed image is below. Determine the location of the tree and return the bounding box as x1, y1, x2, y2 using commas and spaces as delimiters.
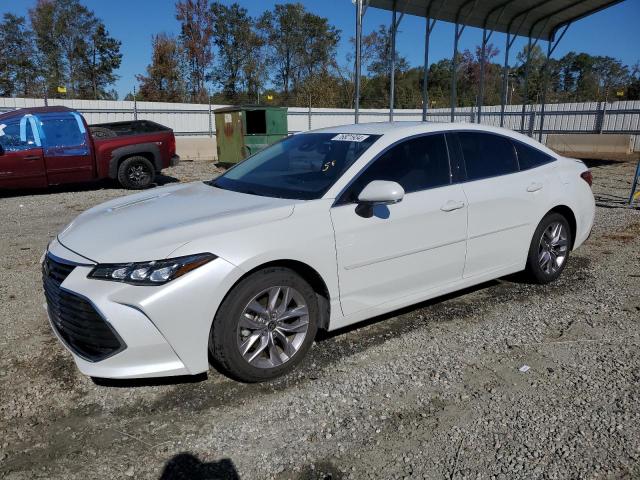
514, 44, 546, 103
80, 24, 122, 99
296, 12, 340, 81
176, 0, 214, 102
136, 34, 186, 102
29, 0, 121, 99
258, 3, 340, 100
210, 2, 261, 101
258, 3, 305, 97
366, 25, 409, 78
592, 56, 630, 100
0, 13, 42, 97
627, 63, 640, 100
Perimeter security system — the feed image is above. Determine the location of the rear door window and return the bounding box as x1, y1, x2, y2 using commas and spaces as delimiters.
456, 132, 518, 181
39, 113, 89, 156
514, 141, 555, 170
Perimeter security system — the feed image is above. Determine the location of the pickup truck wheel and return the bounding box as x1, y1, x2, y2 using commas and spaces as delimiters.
118, 156, 155, 189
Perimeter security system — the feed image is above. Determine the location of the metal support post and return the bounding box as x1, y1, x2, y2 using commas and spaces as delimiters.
133, 86, 138, 121
500, 32, 516, 127
477, 28, 490, 123
538, 23, 570, 142
629, 159, 640, 206
479, 0, 517, 126
354, 0, 363, 123
451, 0, 478, 122
451, 23, 462, 122
389, 0, 397, 121
422, 16, 437, 121
208, 91, 213, 137
520, 37, 533, 133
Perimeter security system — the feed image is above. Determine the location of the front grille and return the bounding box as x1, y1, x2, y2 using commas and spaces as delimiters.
43, 255, 124, 362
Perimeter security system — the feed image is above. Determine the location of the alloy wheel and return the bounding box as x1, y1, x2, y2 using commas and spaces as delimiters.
537, 221, 569, 275
236, 286, 309, 369
127, 163, 151, 186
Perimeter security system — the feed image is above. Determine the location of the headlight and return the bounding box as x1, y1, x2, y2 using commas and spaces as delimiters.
88, 253, 217, 285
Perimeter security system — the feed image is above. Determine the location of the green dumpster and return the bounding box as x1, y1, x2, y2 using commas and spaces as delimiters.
214, 105, 288, 164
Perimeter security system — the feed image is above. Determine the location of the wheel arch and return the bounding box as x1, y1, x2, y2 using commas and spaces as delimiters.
108, 143, 161, 179
546, 205, 577, 250
219, 259, 332, 331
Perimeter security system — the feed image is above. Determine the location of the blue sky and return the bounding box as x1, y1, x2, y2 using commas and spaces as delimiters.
3, 0, 639, 99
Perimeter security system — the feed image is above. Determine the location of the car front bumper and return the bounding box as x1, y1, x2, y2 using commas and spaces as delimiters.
44, 238, 242, 379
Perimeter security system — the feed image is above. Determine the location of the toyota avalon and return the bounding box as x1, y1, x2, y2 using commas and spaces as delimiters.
42, 122, 595, 382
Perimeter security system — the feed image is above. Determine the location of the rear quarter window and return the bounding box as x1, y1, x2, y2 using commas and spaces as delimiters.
514, 141, 555, 170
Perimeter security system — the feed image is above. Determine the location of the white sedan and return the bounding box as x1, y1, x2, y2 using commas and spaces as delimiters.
43, 122, 595, 382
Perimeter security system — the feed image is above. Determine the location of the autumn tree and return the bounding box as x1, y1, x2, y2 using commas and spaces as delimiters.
136, 34, 186, 102
176, 0, 214, 102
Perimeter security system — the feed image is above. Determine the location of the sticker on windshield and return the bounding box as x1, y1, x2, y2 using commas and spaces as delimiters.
331, 133, 370, 142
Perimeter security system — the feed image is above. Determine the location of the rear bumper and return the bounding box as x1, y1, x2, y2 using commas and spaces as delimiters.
170, 154, 180, 167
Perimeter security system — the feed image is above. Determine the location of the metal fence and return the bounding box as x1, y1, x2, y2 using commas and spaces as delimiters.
1, 97, 639, 150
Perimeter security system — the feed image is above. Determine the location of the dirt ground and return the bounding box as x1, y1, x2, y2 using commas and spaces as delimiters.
0, 159, 639, 480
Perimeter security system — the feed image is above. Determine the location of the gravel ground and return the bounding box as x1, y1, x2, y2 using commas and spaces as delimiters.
0, 159, 638, 480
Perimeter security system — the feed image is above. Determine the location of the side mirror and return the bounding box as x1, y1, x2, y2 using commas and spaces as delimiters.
357, 180, 404, 205
355, 180, 404, 218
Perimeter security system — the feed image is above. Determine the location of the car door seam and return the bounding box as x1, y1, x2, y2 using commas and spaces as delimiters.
468, 222, 530, 240
344, 237, 467, 271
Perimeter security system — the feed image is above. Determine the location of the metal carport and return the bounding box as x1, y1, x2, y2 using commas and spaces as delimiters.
352, 0, 625, 140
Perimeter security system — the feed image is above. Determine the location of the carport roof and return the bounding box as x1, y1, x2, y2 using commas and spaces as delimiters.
366, 0, 624, 40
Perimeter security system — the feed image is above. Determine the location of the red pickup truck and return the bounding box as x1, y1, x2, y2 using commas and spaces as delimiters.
0, 106, 179, 190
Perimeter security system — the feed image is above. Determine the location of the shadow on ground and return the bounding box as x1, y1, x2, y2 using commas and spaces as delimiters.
159, 453, 239, 480
0, 174, 179, 198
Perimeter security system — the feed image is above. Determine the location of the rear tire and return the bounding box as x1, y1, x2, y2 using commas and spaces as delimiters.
117, 156, 155, 189
525, 212, 572, 284
209, 267, 319, 383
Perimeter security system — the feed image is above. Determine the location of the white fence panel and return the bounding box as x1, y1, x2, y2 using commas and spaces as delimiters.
1, 97, 638, 150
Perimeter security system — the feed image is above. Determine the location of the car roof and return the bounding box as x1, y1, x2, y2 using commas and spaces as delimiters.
0, 106, 75, 121
310, 121, 509, 136
308, 121, 557, 155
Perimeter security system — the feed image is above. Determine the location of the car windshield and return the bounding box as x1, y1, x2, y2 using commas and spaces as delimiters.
211, 133, 381, 200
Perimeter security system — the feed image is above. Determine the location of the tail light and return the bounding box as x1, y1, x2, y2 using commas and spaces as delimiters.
168, 134, 176, 156
580, 170, 593, 187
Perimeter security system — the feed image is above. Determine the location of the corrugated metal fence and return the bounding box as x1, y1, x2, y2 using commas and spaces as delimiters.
1, 97, 639, 150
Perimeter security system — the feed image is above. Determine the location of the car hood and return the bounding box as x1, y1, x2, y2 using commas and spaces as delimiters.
58, 182, 298, 263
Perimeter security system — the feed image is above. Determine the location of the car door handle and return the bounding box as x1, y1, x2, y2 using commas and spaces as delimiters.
527, 182, 543, 192
24, 156, 41, 161
440, 200, 465, 212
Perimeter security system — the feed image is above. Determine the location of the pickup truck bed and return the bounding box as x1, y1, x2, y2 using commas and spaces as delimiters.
90, 120, 172, 139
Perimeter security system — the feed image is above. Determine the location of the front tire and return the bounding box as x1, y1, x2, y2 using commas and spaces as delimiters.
117, 156, 155, 189
209, 267, 319, 382
525, 213, 572, 284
